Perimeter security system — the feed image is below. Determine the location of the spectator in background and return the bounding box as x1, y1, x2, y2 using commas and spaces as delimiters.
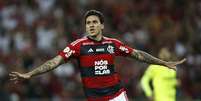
140, 47, 178, 101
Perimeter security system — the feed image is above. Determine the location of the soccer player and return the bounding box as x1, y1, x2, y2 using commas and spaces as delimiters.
140, 48, 178, 101
9, 10, 185, 101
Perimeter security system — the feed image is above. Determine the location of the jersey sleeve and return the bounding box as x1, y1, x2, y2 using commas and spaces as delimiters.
58, 41, 80, 62
114, 39, 134, 57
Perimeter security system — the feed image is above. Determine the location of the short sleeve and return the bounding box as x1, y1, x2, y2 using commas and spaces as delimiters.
58, 42, 80, 62
114, 39, 134, 57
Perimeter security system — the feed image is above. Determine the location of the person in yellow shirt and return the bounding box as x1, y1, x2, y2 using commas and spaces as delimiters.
140, 47, 178, 101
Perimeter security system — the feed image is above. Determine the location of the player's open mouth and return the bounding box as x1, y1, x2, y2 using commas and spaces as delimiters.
90, 29, 95, 33
90, 29, 95, 31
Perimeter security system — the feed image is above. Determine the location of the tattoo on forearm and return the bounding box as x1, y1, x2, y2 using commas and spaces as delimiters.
131, 50, 166, 65
29, 56, 62, 77
37, 61, 57, 72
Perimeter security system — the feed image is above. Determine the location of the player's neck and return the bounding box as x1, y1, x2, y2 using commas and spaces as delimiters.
88, 33, 103, 41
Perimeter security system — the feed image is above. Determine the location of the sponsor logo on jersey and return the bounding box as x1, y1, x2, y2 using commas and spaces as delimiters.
82, 42, 94, 45
102, 41, 112, 44
94, 60, 110, 75
96, 48, 105, 52
119, 46, 129, 53
88, 48, 94, 53
63, 47, 74, 58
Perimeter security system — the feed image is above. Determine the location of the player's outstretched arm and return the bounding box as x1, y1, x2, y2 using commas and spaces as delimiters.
9, 55, 64, 83
130, 49, 186, 70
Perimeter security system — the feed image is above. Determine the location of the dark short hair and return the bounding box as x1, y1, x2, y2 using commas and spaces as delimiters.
84, 10, 104, 24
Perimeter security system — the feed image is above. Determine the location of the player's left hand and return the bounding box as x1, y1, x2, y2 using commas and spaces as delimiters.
165, 58, 186, 70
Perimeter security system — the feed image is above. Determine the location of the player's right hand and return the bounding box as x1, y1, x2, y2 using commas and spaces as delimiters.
9, 72, 31, 84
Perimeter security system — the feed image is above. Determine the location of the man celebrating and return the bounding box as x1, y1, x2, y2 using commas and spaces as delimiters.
10, 10, 185, 101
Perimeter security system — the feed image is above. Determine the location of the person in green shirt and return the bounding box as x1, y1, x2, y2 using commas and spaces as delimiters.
140, 47, 178, 101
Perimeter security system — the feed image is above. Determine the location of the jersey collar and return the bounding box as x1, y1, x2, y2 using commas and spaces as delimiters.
87, 35, 105, 42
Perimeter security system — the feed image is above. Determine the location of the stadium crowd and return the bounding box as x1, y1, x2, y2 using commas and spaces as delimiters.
0, 0, 200, 100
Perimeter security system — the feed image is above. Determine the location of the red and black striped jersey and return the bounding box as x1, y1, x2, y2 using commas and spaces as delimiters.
58, 36, 134, 100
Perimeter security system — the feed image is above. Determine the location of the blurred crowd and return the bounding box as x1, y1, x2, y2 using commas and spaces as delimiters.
0, 0, 200, 101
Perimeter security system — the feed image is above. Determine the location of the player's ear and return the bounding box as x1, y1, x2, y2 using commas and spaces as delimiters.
101, 24, 104, 29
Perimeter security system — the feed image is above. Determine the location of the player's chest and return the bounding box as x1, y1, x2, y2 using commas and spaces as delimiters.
80, 43, 116, 55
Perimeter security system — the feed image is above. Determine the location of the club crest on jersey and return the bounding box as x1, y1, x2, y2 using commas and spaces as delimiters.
107, 45, 114, 54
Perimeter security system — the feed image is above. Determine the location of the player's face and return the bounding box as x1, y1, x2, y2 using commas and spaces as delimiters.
85, 15, 104, 37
